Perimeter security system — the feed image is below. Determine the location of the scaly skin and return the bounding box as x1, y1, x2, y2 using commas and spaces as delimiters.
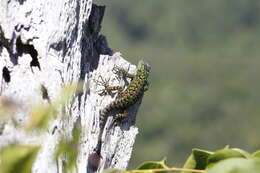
99, 60, 151, 136
100, 60, 150, 132
88, 60, 150, 172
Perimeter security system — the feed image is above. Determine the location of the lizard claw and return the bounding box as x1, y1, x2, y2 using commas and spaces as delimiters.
93, 76, 112, 96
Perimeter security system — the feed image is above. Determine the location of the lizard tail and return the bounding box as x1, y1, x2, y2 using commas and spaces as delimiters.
100, 108, 109, 131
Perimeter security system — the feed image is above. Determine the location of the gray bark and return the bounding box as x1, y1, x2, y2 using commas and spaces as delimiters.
0, 0, 140, 172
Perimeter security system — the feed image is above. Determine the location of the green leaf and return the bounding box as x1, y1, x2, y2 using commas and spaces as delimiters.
182, 154, 196, 172
207, 149, 246, 168
252, 150, 260, 159
58, 83, 83, 105
206, 158, 260, 173
223, 145, 230, 149
55, 126, 81, 172
0, 145, 40, 173
136, 158, 169, 173
232, 148, 252, 158
182, 148, 212, 173
101, 168, 123, 173
26, 105, 57, 131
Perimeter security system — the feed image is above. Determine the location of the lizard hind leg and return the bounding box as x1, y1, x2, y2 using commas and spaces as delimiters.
112, 110, 129, 127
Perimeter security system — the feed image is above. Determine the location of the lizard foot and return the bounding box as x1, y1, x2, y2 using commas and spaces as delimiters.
112, 65, 134, 81
94, 75, 123, 96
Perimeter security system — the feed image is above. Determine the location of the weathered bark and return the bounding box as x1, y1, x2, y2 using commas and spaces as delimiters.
0, 1, 141, 172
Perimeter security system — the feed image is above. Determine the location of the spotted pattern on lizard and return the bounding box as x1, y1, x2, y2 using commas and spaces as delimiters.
99, 60, 150, 137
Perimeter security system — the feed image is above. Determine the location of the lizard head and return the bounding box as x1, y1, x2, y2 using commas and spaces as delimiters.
137, 60, 151, 78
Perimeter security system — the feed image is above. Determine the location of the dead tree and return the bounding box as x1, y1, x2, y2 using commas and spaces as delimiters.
0, 1, 143, 172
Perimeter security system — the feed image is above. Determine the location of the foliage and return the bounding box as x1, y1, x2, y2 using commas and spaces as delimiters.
26, 105, 57, 131
55, 123, 81, 172
101, 147, 260, 173
0, 84, 81, 173
0, 145, 40, 173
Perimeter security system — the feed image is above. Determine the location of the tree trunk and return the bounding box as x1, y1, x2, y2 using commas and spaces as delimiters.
0, 1, 141, 172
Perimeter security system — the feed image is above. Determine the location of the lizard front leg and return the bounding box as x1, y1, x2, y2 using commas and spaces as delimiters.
94, 75, 124, 96
112, 66, 135, 80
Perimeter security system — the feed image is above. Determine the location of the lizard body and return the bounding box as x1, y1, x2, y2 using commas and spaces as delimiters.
88, 60, 150, 172
99, 60, 150, 137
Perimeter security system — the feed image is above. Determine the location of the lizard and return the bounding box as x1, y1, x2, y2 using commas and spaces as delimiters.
88, 60, 151, 172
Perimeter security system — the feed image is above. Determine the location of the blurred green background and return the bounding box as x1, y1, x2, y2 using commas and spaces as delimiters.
97, 0, 260, 168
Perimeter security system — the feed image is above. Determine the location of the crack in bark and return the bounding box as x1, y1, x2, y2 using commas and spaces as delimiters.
17, 0, 26, 5
80, 4, 113, 80
16, 36, 41, 71
2, 67, 11, 83
0, 26, 12, 56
